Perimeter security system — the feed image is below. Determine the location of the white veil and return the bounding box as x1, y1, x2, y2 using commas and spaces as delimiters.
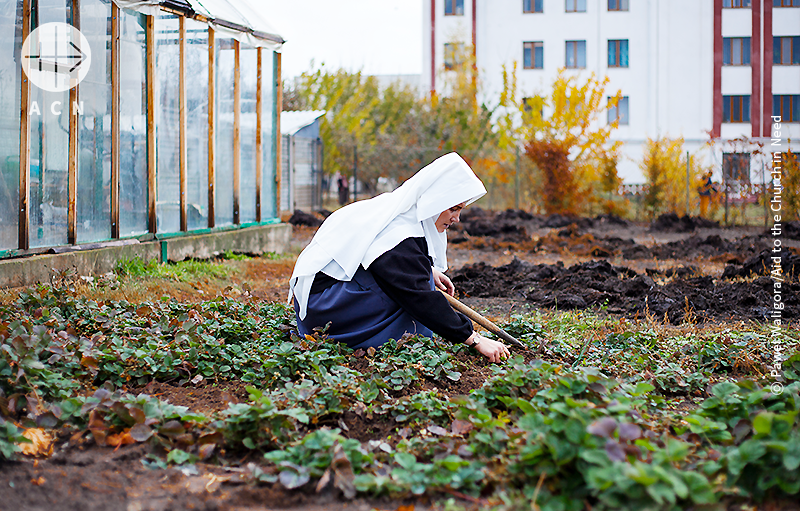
289, 153, 487, 320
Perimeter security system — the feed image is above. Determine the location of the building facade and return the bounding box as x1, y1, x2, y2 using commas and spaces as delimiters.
423, 0, 799, 183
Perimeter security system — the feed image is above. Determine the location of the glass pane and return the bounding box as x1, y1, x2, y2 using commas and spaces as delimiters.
732, 96, 740, 121
773, 37, 780, 64
620, 40, 628, 67
239, 44, 257, 223
774, 95, 780, 117
619, 97, 629, 124
723, 39, 731, 64
783, 38, 791, 64
621, 0, 629, 9
119, 8, 148, 237
607, 102, 616, 124
524, 0, 531, 12
524, 45, 531, 68
261, 49, 276, 220
792, 96, 799, 122
783, 95, 791, 119
76, 0, 111, 243
743, 96, 750, 122
741, 39, 748, 64
577, 0, 586, 11
215, 36, 235, 226
732, 39, 741, 64
566, 42, 574, 67
185, 17, 208, 230
723, 97, 730, 122
577, 41, 586, 67
793, 37, 800, 65
456, 0, 464, 15
534, 43, 543, 68
535, 0, 543, 11
0, 0, 21, 249
608, 41, 616, 66
30, 0, 69, 248
155, 13, 180, 233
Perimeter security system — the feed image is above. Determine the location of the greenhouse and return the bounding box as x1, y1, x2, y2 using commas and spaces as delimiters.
0, 0, 285, 267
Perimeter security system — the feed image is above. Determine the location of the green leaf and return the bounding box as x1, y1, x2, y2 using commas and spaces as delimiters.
395, 452, 417, 470
753, 412, 773, 436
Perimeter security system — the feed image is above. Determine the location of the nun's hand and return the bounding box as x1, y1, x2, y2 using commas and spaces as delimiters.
433, 269, 455, 296
467, 333, 511, 363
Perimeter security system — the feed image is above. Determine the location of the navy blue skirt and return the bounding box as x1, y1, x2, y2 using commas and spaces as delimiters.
295, 266, 433, 350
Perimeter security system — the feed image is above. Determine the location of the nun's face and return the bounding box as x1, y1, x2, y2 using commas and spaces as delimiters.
435, 202, 465, 232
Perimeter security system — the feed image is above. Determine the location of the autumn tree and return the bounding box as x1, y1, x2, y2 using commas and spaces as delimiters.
499, 69, 622, 215
640, 136, 707, 218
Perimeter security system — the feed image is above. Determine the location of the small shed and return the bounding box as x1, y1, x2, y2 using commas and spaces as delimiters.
281, 110, 325, 213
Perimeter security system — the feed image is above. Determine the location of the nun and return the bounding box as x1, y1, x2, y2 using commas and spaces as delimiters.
289, 153, 511, 363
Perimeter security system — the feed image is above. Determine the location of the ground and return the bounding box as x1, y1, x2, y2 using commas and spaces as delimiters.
0, 211, 798, 511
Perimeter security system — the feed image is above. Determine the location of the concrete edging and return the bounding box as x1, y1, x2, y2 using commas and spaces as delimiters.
0, 223, 293, 289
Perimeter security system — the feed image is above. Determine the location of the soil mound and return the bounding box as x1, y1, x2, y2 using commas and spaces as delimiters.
451, 258, 797, 324
650, 213, 720, 232
624, 234, 769, 262
783, 221, 800, 240
722, 248, 800, 280
288, 209, 323, 227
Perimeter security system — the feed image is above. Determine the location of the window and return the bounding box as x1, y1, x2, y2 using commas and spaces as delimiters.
565, 40, 586, 68
774, 36, 800, 65
565, 0, 586, 12
608, 40, 629, 67
774, 0, 798, 6
722, 95, 751, 123
608, 0, 629, 11
608, 96, 629, 125
444, 42, 466, 70
723, 0, 751, 7
723, 153, 750, 182
774, 95, 800, 122
445, 0, 464, 15
723, 37, 751, 65
524, 0, 543, 13
523, 41, 544, 69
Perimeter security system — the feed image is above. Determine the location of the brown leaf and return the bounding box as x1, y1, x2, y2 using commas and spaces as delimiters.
450, 419, 473, 436
18, 428, 54, 457
366, 347, 376, 357
332, 444, 356, 499
198, 443, 216, 460
353, 349, 366, 358
315, 468, 332, 493
106, 431, 135, 447
30, 476, 46, 486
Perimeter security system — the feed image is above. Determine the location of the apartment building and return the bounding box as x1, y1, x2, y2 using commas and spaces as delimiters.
423, 0, 800, 183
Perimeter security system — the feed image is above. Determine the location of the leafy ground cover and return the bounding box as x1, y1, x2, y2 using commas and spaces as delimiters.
1, 261, 799, 510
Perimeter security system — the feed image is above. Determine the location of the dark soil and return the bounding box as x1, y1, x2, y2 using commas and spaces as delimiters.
450, 257, 796, 324
649, 212, 720, 232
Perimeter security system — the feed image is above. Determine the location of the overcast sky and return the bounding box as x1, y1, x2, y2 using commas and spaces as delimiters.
250, 0, 423, 80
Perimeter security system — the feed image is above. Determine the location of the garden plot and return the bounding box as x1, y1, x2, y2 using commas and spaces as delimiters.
1, 215, 799, 511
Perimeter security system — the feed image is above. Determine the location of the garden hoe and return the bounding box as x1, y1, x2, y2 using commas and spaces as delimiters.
440, 290, 525, 348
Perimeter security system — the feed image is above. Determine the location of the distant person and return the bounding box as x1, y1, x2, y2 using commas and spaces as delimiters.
289, 153, 510, 363
698, 171, 714, 217
337, 174, 349, 206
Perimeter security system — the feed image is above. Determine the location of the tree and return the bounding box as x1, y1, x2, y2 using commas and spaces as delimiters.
640, 136, 707, 218
513, 70, 622, 215
782, 149, 799, 222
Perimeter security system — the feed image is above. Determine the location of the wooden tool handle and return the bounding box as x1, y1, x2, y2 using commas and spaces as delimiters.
440, 290, 524, 348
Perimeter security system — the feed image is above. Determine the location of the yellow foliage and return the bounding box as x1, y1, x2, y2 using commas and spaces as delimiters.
640, 137, 708, 218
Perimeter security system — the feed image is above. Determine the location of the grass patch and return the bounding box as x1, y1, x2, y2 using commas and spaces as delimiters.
115, 257, 233, 282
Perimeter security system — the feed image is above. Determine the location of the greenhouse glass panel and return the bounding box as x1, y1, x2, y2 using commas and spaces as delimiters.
261, 49, 276, 220
118, 8, 148, 237
30, 0, 69, 248
0, 0, 21, 249
214, 36, 235, 226
76, 0, 112, 243
239, 44, 257, 223
185, 17, 208, 230
155, 12, 180, 233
